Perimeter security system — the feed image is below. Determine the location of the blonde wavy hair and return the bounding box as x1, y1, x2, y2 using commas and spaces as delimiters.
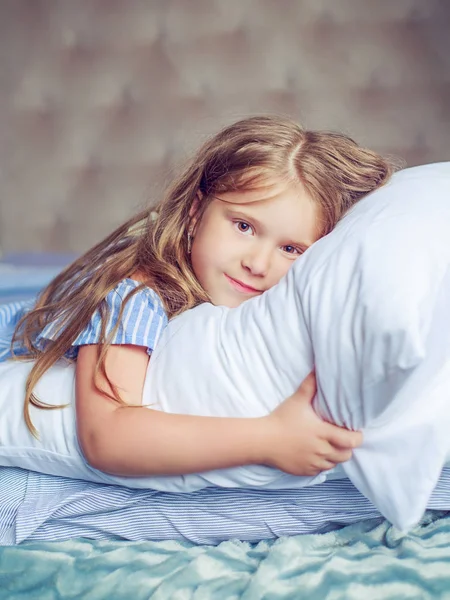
13, 115, 402, 436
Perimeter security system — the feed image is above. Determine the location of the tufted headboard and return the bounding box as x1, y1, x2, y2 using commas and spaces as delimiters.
0, 0, 448, 254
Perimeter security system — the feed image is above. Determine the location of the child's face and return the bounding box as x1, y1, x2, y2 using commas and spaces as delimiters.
190, 178, 321, 308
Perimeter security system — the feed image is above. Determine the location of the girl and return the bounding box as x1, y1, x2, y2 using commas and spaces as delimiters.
1, 115, 397, 480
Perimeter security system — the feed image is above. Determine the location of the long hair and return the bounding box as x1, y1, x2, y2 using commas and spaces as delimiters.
13, 115, 402, 436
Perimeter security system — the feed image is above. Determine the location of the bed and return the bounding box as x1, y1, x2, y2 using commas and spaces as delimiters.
1, 254, 450, 600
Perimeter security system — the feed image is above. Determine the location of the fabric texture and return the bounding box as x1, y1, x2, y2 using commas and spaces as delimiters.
3, 512, 450, 600
1, 466, 450, 546
1, 466, 450, 598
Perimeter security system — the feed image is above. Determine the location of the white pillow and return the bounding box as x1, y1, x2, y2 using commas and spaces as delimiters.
1, 163, 449, 532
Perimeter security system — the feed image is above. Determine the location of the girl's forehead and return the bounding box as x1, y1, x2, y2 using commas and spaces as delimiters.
218, 178, 302, 205
211, 178, 320, 246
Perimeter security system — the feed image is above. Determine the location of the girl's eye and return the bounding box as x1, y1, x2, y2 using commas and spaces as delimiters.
235, 221, 253, 235
282, 245, 302, 256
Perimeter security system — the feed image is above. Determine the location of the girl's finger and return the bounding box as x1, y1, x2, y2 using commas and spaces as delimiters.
324, 447, 353, 464
295, 371, 317, 400
313, 459, 337, 472
322, 423, 363, 449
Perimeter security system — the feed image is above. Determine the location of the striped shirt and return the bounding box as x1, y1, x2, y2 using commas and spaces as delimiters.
0, 279, 168, 361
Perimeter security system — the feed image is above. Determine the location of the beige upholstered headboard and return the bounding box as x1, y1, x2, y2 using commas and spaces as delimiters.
0, 0, 448, 254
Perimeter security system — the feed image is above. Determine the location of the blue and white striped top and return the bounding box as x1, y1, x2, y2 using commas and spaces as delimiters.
0, 278, 168, 361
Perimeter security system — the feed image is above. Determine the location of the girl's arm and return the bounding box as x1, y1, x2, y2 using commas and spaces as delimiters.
76, 344, 362, 477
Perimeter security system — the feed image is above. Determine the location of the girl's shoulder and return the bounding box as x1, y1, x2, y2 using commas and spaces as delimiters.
112, 277, 167, 317
92, 277, 168, 351
37, 278, 168, 357
112, 277, 164, 311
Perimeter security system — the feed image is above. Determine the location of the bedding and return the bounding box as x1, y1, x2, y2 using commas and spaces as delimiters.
0, 492, 450, 600
0, 255, 407, 548
1, 164, 450, 533
1, 466, 450, 546
1, 464, 450, 598
1, 236, 450, 600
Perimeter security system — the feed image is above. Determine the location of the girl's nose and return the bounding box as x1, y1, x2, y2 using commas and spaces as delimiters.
241, 246, 272, 277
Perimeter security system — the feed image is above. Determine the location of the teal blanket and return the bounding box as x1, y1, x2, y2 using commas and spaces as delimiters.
1, 512, 449, 599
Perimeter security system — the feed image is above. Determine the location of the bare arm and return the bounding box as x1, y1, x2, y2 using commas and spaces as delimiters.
76, 345, 362, 477
76, 344, 272, 476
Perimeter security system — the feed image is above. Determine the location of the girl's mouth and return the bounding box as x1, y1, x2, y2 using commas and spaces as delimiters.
225, 274, 262, 294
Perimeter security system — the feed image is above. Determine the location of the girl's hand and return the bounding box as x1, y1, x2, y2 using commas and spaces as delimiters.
263, 372, 363, 477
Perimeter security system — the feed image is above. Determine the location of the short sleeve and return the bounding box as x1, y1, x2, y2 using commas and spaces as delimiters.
35, 279, 168, 358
